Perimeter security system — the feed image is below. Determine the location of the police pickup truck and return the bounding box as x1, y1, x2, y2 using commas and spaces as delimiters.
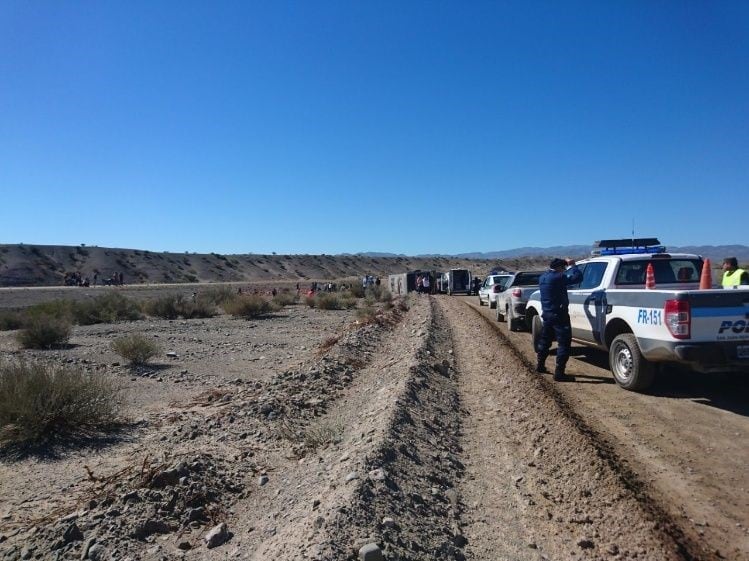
525, 239, 749, 391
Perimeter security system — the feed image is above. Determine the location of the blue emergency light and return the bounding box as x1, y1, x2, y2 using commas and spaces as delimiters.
591, 238, 666, 256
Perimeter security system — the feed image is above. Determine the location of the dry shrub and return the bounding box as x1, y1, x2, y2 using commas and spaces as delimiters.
145, 294, 217, 319
0, 310, 24, 331
73, 293, 142, 325
223, 294, 280, 319
111, 335, 161, 365
377, 289, 392, 303
346, 283, 365, 298
365, 285, 391, 302
280, 417, 344, 453
0, 361, 121, 447
272, 291, 298, 307
303, 418, 344, 450
305, 295, 316, 308
144, 295, 181, 319
10, 295, 139, 333
312, 294, 357, 310
16, 315, 72, 349
200, 286, 235, 306
25, 300, 73, 322
179, 297, 217, 319
356, 305, 378, 324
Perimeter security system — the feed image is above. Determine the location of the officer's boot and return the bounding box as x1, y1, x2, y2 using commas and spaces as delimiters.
535, 354, 548, 374
553, 360, 573, 382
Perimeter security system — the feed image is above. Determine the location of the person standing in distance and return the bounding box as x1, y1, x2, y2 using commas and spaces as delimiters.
721, 257, 748, 288
536, 258, 583, 381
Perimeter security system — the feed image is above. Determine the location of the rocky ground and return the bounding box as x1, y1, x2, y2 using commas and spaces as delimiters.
0, 289, 747, 561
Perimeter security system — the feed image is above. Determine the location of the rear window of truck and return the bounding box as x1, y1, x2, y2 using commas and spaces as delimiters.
513, 272, 542, 286
615, 259, 703, 285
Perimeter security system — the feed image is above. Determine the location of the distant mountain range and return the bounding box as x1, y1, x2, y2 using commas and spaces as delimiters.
357, 244, 749, 262
1, 243, 746, 287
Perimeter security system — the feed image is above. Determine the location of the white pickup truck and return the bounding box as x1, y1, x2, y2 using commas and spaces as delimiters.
525, 246, 749, 391
495, 270, 544, 331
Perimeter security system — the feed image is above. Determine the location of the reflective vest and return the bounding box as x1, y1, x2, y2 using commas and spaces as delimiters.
722, 268, 747, 287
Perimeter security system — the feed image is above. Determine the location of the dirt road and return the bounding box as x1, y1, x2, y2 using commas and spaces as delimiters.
1, 290, 746, 560
460, 295, 749, 561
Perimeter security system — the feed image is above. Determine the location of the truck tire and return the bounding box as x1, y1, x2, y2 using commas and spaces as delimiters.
496, 303, 505, 322
489, 298, 496, 309
531, 314, 542, 351
508, 305, 521, 331
609, 334, 655, 392
478, 296, 484, 306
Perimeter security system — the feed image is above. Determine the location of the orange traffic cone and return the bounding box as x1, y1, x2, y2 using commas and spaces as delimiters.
645, 263, 656, 289
700, 258, 712, 289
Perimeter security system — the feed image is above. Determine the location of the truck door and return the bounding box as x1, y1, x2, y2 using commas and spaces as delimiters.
568, 263, 607, 343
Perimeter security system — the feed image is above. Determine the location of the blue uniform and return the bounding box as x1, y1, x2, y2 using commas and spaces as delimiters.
536, 265, 582, 375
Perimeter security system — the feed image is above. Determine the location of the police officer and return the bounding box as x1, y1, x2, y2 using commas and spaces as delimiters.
536, 258, 583, 381
721, 257, 748, 288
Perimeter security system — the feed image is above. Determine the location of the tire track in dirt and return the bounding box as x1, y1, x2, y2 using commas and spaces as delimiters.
437, 296, 691, 561
214, 295, 466, 560
469, 296, 748, 561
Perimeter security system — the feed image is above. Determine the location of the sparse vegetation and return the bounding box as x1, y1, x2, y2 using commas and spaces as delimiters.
308, 293, 357, 310
368, 286, 392, 303
0, 310, 25, 331
302, 417, 344, 450
179, 297, 218, 319
222, 294, 280, 319
111, 335, 161, 365
346, 283, 366, 298
280, 416, 344, 453
143, 295, 182, 319
20, 294, 142, 327
356, 304, 378, 324
0, 360, 121, 448
73, 293, 142, 325
16, 315, 72, 349
25, 300, 74, 323
272, 291, 298, 307
200, 286, 235, 306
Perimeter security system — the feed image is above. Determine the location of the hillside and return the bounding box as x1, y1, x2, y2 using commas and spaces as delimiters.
0, 245, 548, 287
2, 243, 745, 287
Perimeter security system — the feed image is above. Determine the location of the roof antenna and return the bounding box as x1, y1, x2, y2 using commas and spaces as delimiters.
631, 218, 635, 246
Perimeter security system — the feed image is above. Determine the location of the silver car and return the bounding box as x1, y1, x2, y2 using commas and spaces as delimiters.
478, 274, 513, 308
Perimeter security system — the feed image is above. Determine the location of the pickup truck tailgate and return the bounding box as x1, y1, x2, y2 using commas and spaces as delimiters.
681, 290, 749, 367
689, 291, 749, 342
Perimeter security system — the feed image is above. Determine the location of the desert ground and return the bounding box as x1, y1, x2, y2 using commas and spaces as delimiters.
0, 285, 747, 561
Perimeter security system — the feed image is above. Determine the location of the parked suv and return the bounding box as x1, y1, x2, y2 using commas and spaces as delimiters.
478, 274, 512, 308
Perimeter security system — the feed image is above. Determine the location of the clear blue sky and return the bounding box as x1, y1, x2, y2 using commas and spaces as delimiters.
1, 1, 747, 255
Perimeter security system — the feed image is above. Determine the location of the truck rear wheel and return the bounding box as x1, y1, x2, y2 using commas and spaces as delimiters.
609, 334, 655, 391
508, 305, 522, 331
489, 298, 496, 309
495, 304, 505, 322
478, 296, 484, 306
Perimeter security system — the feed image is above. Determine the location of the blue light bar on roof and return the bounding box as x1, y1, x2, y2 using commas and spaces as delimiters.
595, 246, 667, 256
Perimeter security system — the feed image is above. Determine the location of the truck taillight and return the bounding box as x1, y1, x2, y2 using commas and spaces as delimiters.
512, 288, 522, 298
664, 299, 690, 339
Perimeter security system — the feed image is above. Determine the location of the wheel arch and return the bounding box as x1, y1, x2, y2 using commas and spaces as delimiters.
604, 319, 633, 349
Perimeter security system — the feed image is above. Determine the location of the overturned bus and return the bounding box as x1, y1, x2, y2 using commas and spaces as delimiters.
388, 271, 435, 296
